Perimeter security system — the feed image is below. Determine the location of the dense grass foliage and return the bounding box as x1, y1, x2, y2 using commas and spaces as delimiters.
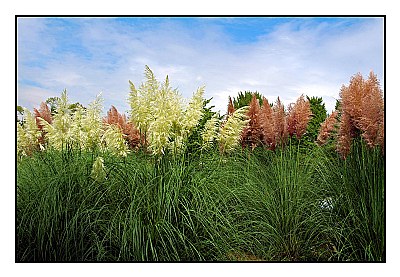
312, 140, 385, 261
16, 69, 384, 262
16, 140, 384, 261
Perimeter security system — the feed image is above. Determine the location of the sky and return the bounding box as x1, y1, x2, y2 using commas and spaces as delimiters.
17, 16, 384, 115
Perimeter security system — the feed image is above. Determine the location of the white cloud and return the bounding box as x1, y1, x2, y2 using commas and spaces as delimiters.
17, 17, 383, 116
18, 85, 61, 109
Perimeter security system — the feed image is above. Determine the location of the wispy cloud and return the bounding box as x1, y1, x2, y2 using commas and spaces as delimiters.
17, 17, 383, 115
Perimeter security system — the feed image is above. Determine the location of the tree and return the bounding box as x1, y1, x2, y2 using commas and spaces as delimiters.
45, 95, 86, 115
301, 96, 327, 146
17, 105, 24, 115
45, 97, 61, 115
186, 97, 220, 155
232, 91, 263, 110
17, 105, 24, 123
68, 102, 86, 114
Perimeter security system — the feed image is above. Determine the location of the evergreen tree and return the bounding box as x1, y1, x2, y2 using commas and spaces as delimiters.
17, 105, 24, 123
301, 96, 327, 146
232, 91, 263, 109
186, 97, 220, 155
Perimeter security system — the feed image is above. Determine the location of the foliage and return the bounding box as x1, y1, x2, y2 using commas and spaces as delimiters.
185, 97, 220, 154
300, 96, 327, 147
45, 96, 61, 114
312, 140, 385, 261
17, 105, 24, 115
16, 69, 385, 262
17, 143, 385, 261
17, 105, 24, 123
45, 96, 85, 115
232, 91, 263, 110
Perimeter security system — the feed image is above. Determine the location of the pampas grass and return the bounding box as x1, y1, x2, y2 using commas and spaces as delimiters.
17, 69, 385, 262
104, 105, 141, 149
336, 71, 384, 158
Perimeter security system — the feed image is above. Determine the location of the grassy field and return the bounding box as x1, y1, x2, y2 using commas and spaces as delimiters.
16, 140, 384, 262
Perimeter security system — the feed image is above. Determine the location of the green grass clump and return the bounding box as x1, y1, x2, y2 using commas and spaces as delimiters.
16, 141, 384, 261
311, 139, 385, 261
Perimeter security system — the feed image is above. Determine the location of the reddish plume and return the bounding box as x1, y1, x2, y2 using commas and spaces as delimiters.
273, 97, 288, 149
358, 72, 384, 148
286, 95, 312, 139
33, 102, 52, 130
337, 112, 355, 159
104, 106, 141, 149
241, 94, 262, 149
33, 102, 53, 145
337, 71, 384, 158
260, 97, 275, 150
317, 111, 339, 146
340, 73, 364, 129
227, 96, 235, 116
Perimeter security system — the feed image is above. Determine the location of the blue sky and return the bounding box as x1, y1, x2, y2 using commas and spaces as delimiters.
17, 16, 384, 115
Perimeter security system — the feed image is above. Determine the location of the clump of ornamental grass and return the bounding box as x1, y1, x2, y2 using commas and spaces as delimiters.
103, 105, 141, 149
312, 71, 385, 261
17, 108, 42, 159
286, 94, 313, 140
38, 89, 74, 150
101, 124, 129, 157
223, 93, 313, 152
273, 97, 288, 149
201, 115, 219, 150
241, 94, 263, 149
217, 106, 249, 154
91, 156, 106, 183
324, 71, 385, 259
128, 65, 205, 155
311, 140, 385, 261
259, 96, 289, 151
337, 71, 384, 158
78, 93, 104, 150
359, 73, 384, 150
17, 149, 103, 261
317, 111, 339, 146
227, 96, 235, 116
33, 101, 53, 145
35, 90, 129, 157
33, 102, 53, 127
259, 97, 275, 149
